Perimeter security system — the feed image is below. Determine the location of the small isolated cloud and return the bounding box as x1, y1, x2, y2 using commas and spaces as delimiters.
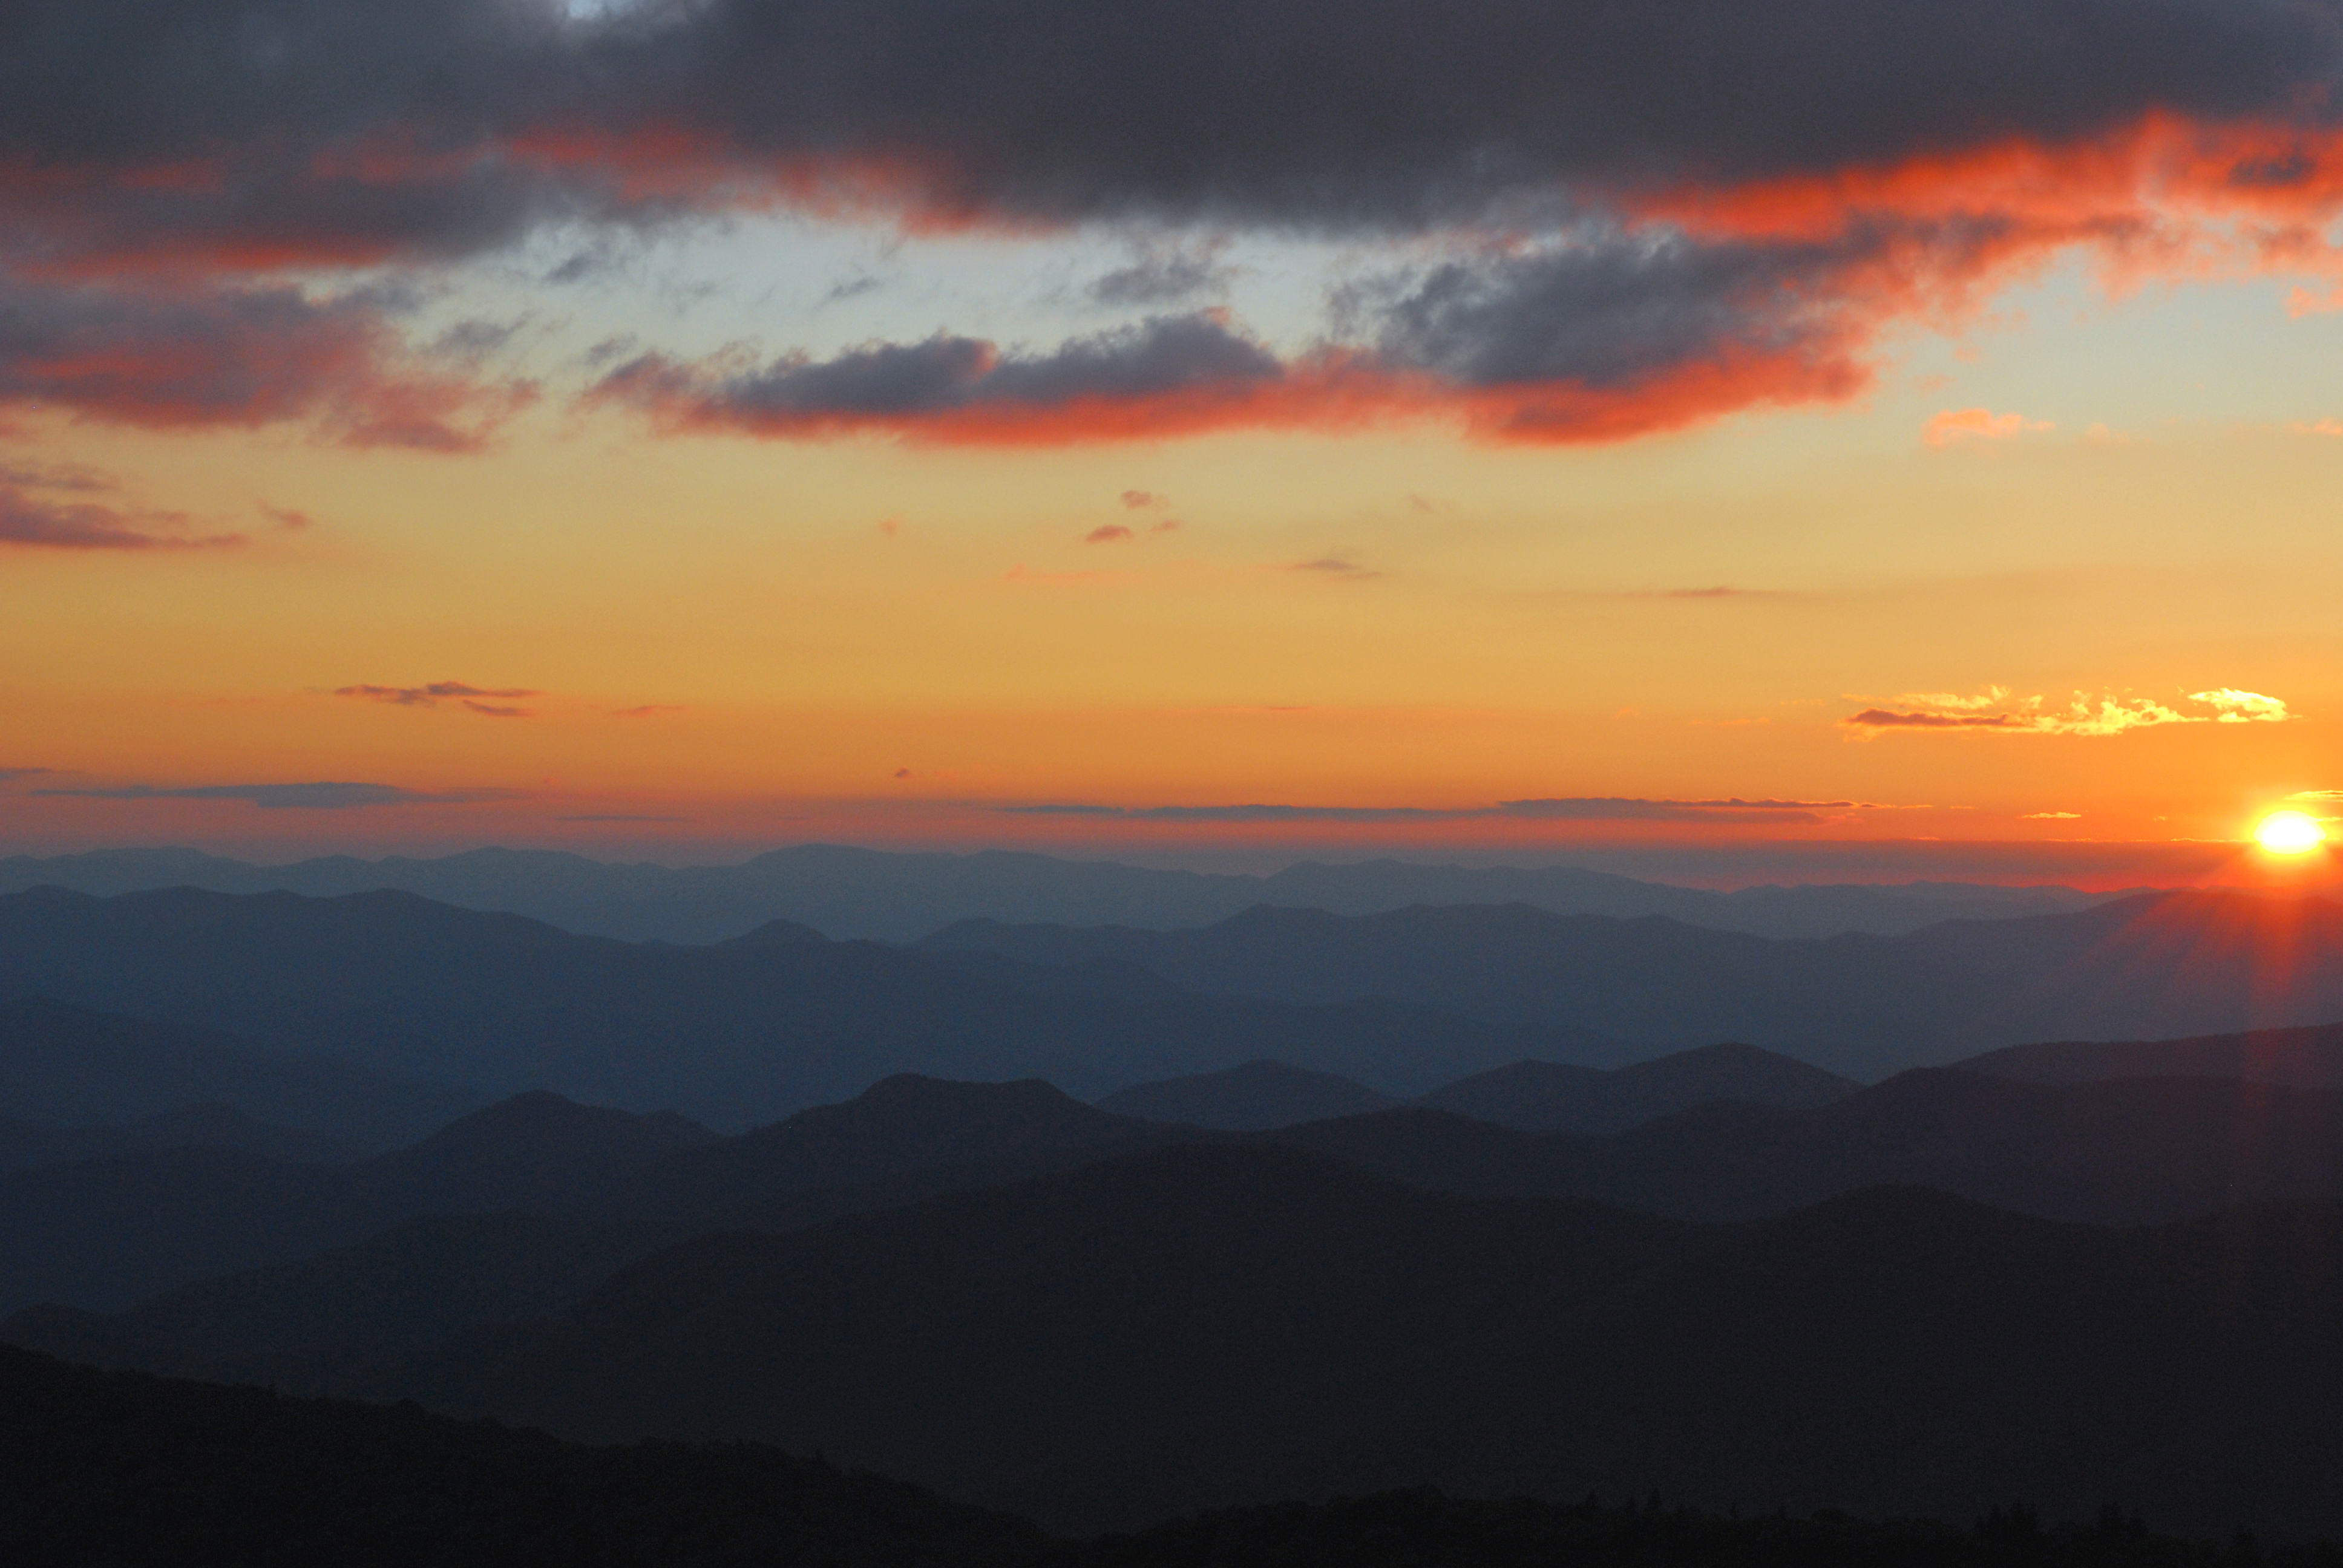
1087, 241, 1233, 308
1120, 490, 1164, 510
32, 780, 512, 810
1085, 523, 1133, 544
2022, 811, 2083, 820
1152, 517, 1183, 534
335, 681, 540, 714
608, 704, 686, 719
2190, 688, 2290, 723
259, 503, 314, 531
1, 476, 243, 551
878, 515, 902, 538
1924, 408, 2054, 447
824, 275, 886, 304
1291, 557, 1375, 577
2291, 418, 2343, 437
1844, 686, 2290, 736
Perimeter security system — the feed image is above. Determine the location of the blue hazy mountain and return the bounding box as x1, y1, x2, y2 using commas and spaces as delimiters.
0, 996, 483, 1153
1099, 1060, 1396, 1130
0, 843, 2123, 943
1414, 1042, 1856, 1132
0, 887, 1611, 1119
922, 892, 2343, 1078
1955, 1019, 2343, 1087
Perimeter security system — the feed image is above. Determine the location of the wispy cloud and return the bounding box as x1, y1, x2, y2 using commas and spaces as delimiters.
608, 704, 686, 719
2022, 811, 2082, 820
1084, 523, 1133, 544
31, 781, 515, 810
1001, 796, 1896, 826
2190, 688, 2290, 724
1924, 408, 2054, 447
1, 471, 243, 551
1843, 687, 2291, 736
335, 681, 541, 716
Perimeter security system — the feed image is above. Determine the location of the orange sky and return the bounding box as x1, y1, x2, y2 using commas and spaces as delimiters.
6, 4, 2343, 884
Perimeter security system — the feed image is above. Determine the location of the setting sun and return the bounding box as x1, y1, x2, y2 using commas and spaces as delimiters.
2255, 811, 2328, 855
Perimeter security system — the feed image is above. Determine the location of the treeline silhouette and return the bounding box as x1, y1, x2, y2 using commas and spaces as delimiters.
5, 1345, 2338, 1568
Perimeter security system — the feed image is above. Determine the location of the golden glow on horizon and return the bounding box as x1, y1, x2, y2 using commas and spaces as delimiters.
2255, 810, 2327, 855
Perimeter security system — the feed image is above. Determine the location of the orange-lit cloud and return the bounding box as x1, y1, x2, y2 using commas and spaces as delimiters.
1924, 407, 2055, 446
1844, 687, 2292, 736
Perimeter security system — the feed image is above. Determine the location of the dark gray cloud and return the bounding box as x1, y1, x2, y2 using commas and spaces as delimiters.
0, 768, 54, 783
31, 780, 515, 809
3, 0, 2336, 263
0, 276, 534, 446
1089, 244, 1231, 307
589, 223, 1986, 441
1002, 796, 1861, 825
1368, 230, 1884, 389
335, 681, 541, 712
594, 313, 1285, 433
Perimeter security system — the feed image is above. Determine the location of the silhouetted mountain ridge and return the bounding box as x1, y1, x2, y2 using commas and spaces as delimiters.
0, 995, 482, 1153
0, 843, 2126, 942
333, 1145, 2343, 1537
0, 886, 1600, 1117
922, 892, 2343, 1076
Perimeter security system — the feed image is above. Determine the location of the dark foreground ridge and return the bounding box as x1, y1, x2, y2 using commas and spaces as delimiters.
2, 1344, 2337, 1568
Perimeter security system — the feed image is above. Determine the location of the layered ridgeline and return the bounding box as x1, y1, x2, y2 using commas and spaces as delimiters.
1107, 1045, 1861, 1134
8, 884, 2341, 1107
922, 892, 2343, 1078
21, 1148, 2343, 1540
13, 1027, 2343, 1518
0, 996, 485, 1153
0, 844, 2122, 943
0, 887, 1606, 1120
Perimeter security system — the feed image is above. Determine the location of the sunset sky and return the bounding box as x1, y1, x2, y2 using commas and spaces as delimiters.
7, 0, 2343, 885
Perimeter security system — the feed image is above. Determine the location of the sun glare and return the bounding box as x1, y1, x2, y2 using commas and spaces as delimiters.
2255, 809, 2327, 855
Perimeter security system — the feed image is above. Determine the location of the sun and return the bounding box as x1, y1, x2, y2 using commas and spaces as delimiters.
2255, 810, 2328, 855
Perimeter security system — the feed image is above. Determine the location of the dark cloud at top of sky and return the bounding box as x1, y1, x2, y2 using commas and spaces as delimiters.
2, 0, 2339, 255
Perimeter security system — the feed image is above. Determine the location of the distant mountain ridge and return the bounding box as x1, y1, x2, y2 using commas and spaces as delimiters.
1103, 1045, 1855, 1134
1416, 1043, 1857, 1132
309, 1147, 2343, 1537
0, 996, 483, 1153
923, 892, 2343, 1077
0, 887, 1611, 1119
1100, 1060, 1396, 1130
1957, 1021, 2343, 1086
0, 843, 2126, 942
